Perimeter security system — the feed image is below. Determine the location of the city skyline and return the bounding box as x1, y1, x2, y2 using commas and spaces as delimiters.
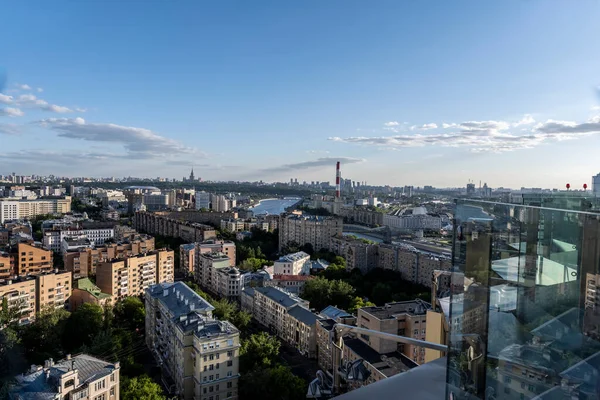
1, 1, 600, 187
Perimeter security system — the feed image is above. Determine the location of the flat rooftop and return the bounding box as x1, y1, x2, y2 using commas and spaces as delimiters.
343, 337, 418, 378
361, 300, 431, 319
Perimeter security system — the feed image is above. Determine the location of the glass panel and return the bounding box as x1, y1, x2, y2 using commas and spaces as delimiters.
446, 199, 600, 400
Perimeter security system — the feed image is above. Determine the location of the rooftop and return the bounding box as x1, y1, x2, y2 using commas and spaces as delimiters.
254, 286, 304, 308
175, 310, 239, 339
147, 282, 215, 318
273, 274, 314, 282
320, 305, 352, 320
199, 251, 230, 261
11, 354, 118, 399
287, 305, 320, 326
343, 337, 418, 378
318, 318, 336, 331
360, 300, 431, 319
277, 251, 310, 263
74, 278, 111, 300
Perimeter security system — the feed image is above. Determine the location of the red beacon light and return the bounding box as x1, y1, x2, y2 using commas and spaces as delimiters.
566, 183, 571, 190
584, 183, 588, 190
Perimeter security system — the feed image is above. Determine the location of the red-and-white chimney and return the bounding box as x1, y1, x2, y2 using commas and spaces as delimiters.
336, 161, 341, 198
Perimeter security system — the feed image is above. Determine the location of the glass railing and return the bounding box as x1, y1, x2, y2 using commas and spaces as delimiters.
446, 199, 600, 399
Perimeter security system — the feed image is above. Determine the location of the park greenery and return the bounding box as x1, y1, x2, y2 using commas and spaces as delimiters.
238, 332, 306, 400
0, 297, 170, 398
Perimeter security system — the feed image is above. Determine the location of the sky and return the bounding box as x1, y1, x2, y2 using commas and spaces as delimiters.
1, 0, 600, 188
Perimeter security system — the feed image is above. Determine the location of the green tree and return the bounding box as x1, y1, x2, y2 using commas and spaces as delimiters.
239, 258, 270, 272
301, 277, 332, 311
240, 332, 281, 372
239, 366, 306, 400
212, 298, 236, 321
114, 297, 145, 332
348, 296, 375, 314
231, 310, 251, 332
120, 375, 167, 400
63, 303, 104, 351
371, 283, 392, 305
329, 279, 355, 310
320, 263, 348, 280
19, 308, 70, 365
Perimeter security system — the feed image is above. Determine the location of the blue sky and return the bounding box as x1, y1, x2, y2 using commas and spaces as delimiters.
1, 0, 600, 188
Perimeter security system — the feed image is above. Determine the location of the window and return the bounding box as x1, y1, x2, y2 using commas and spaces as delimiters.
216, 363, 220, 369
227, 350, 233, 357
204, 366, 208, 372
227, 382, 232, 388
227, 371, 232, 377
210, 375, 214, 381
227, 392, 232, 398
110, 387, 115, 396
216, 353, 220, 359
203, 377, 207, 382
204, 356, 207, 362
216, 374, 219, 379
227, 339, 233, 346
110, 374, 115, 382
227, 360, 233, 367
203, 388, 207, 394
210, 386, 214, 392
528, 385, 535, 392
413, 329, 419, 336
216, 384, 220, 391
504, 376, 512, 384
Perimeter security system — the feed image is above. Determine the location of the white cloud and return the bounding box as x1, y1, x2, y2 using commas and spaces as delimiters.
383, 121, 399, 127
15, 94, 75, 113
37, 87, 43, 93
330, 116, 600, 153
0, 94, 13, 104
421, 123, 438, 130
0, 123, 23, 135
442, 123, 457, 129
17, 84, 32, 90
269, 156, 365, 171
513, 114, 535, 127
0, 107, 24, 117
37, 117, 196, 157
306, 150, 330, 154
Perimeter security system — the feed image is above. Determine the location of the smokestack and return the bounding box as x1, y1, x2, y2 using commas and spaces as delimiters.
336, 161, 341, 198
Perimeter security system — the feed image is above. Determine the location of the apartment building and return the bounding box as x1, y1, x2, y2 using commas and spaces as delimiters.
195, 252, 241, 300
0, 196, 72, 223
96, 249, 174, 302
35, 270, 71, 312
265, 274, 314, 295
180, 243, 196, 274
241, 286, 320, 357
584, 272, 600, 339
273, 251, 310, 275
197, 240, 236, 267
43, 223, 116, 252
329, 236, 378, 274
12, 242, 53, 277
64, 234, 155, 277
134, 211, 232, 241
0, 276, 36, 324
220, 218, 269, 233
0, 251, 11, 280
71, 277, 112, 311
145, 282, 240, 400
0, 270, 72, 324
357, 300, 431, 364
9, 354, 120, 400
278, 214, 343, 252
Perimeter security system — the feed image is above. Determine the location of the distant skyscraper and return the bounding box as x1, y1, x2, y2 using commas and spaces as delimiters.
592, 173, 600, 197
189, 167, 195, 182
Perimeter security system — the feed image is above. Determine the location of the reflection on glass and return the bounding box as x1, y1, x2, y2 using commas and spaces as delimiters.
446, 200, 600, 399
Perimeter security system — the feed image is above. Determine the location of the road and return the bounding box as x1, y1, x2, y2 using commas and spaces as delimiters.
393, 239, 451, 256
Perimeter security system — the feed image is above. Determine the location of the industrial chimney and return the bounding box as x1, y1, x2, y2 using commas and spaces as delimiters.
336, 161, 341, 198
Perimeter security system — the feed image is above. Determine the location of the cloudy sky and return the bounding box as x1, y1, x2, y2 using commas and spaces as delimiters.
1, 0, 600, 188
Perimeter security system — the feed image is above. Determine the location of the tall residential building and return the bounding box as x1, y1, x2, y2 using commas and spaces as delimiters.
96, 249, 174, 302
273, 251, 310, 275
180, 243, 196, 275
63, 233, 155, 277
134, 212, 217, 242
145, 282, 240, 400
357, 300, 431, 365
0, 270, 72, 324
197, 240, 236, 267
0, 197, 72, 223
593, 172, 600, 197
9, 354, 120, 400
12, 242, 53, 277
195, 252, 241, 300
278, 214, 343, 252
195, 191, 211, 210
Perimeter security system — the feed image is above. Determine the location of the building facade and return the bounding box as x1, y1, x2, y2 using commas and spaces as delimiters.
96, 249, 174, 302
0, 196, 72, 223
273, 251, 310, 275
357, 300, 431, 364
278, 214, 343, 252
134, 211, 217, 242
70, 277, 112, 311
12, 242, 53, 277
145, 282, 240, 400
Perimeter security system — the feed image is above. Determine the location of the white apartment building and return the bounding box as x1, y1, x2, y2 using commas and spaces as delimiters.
43, 225, 115, 252
273, 251, 310, 275
146, 282, 240, 400
0, 197, 72, 223
195, 191, 211, 210
382, 213, 442, 231
9, 354, 120, 400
